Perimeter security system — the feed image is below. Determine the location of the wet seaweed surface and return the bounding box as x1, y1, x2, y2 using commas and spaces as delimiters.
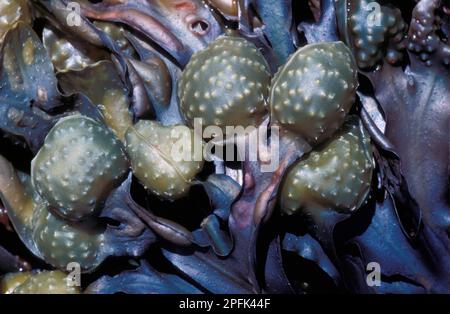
0, 0, 449, 294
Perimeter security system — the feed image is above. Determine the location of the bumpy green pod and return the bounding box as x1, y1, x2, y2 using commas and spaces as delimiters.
334, 0, 407, 69
31, 203, 103, 271
1, 155, 152, 273
270, 42, 358, 145
125, 120, 204, 200
178, 35, 271, 131
1, 271, 31, 294
1, 271, 80, 294
407, 0, 450, 67
31, 115, 129, 221
280, 117, 373, 216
